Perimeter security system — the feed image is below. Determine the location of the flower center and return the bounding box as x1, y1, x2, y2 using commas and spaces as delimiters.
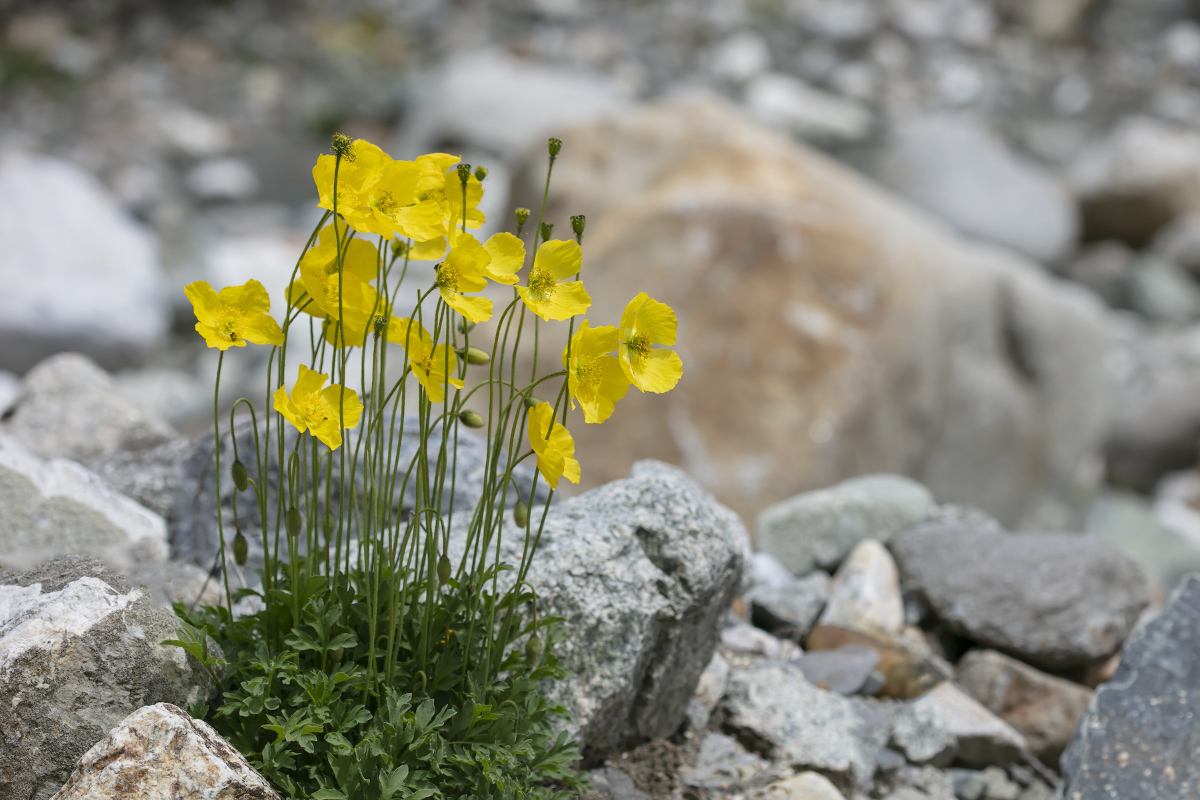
421, 187, 446, 206
527, 268, 556, 302
217, 310, 242, 342
372, 190, 398, 216
436, 262, 460, 293
299, 398, 330, 429
573, 354, 602, 388
625, 330, 652, 360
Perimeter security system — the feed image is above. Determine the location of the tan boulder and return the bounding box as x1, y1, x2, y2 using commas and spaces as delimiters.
514, 97, 1111, 528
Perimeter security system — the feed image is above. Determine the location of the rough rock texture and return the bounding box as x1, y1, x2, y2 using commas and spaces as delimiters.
869, 115, 1079, 263
749, 771, 848, 800
749, 571, 830, 639
892, 683, 1028, 769
521, 98, 1113, 530
1062, 575, 1200, 799
685, 651, 731, 731
890, 524, 1149, 669
50, 703, 278, 800
466, 460, 744, 760
806, 625, 950, 700
817, 539, 904, 639
0, 152, 169, 373
4, 353, 177, 467
0, 435, 169, 575
0, 557, 220, 800
721, 660, 872, 793
957, 649, 1092, 768
757, 475, 938, 576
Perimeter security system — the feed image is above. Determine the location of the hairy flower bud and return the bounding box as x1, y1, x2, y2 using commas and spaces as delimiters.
570, 214, 586, 238
456, 163, 471, 186
525, 633, 541, 665
233, 530, 248, 566
286, 506, 303, 540
457, 346, 490, 365
391, 239, 408, 260
515, 208, 531, 226
474, 165, 488, 181
231, 460, 248, 492
522, 394, 540, 409
459, 409, 484, 428
458, 318, 475, 335
331, 133, 355, 162
540, 222, 553, 242
548, 137, 562, 157
373, 315, 387, 339
513, 499, 529, 528
437, 553, 452, 586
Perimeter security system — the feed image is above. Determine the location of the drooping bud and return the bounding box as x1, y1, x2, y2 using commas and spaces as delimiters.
459, 409, 484, 429
522, 394, 540, 409
286, 506, 303, 540
513, 499, 529, 528
391, 239, 408, 260
233, 529, 248, 566
540, 222, 553, 242
525, 633, 542, 665
323, 511, 336, 542
457, 346, 490, 365
331, 133, 355, 162
456, 163, 471, 186
231, 460, 248, 492
437, 553, 452, 586
458, 318, 476, 335
474, 165, 488, 182
547, 137, 562, 158
570, 214, 586, 239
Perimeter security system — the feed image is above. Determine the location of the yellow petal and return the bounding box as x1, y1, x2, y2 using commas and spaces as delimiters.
320, 384, 364, 432
184, 281, 221, 325
293, 365, 328, 401
443, 291, 493, 324
482, 232, 524, 285
629, 349, 682, 394
533, 239, 583, 282
517, 280, 590, 322
218, 279, 272, 316
238, 314, 284, 347
409, 236, 447, 261
273, 385, 306, 433
633, 296, 679, 346
393, 200, 445, 242
195, 322, 246, 351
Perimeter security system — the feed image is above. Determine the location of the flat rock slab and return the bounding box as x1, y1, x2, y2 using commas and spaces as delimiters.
890, 524, 1149, 669
1062, 575, 1200, 799
50, 702, 278, 800
891, 683, 1028, 769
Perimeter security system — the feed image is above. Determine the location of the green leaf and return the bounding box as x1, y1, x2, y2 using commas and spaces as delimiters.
312, 790, 347, 800
379, 765, 410, 800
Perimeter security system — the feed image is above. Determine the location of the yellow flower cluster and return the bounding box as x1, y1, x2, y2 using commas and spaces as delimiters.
182, 136, 683, 494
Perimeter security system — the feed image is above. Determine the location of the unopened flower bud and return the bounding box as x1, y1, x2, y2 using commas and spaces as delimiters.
391, 239, 408, 260
459, 409, 484, 429
323, 511, 336, 542
373, 315, 387, 339
513, 499, 529, 528
437, 553, 452, 586
515, 208, 531, 226
523, 394, 540, 409
458, 318, 475, 335
231, 460, 248, 492
286, 506, 303, 540
540, 222, 553, 242
474, 165, 488, 181
457, 346, 490, 365
233, 530, 248, 566
548, 137, 562, 158
456, 163, 471, 186
331, 133, 355, 162
525, 633, 542, 665
570, 214, 586, 238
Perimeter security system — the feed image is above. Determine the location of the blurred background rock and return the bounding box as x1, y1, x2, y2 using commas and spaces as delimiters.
3, 0, 1200, 579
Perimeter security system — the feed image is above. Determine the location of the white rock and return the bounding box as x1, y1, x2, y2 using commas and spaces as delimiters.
894, 683, 1029, 768
722, 621, 785, 659
745, 73, 873, 143
51, 703, 278, 800
818, 540, 904, 638
157, 106, 234, 158
749, 771, 847, 800
751, 551, 798, 590
0, 151, 168, 372
185, 156, 260, 201
709, 31, 771, 83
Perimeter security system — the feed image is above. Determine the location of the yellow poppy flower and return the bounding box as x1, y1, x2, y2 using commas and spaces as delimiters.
562, 321, 631, 424
272, 365, 364, 450
526, 402, 580, 490
185, 279, 284, 351
387, 317, 464, 403
618, 293, 683, 393
436, 237, 493, 323
481, 232, 524, 285
312, 139, 391, 232
516, 239, 590, 321
321, 284, 390, 349
293, 224, 379, 320
356, 159, 445, 242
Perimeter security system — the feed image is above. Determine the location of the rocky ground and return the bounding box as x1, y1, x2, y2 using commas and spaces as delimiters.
2, 1, 1200, 799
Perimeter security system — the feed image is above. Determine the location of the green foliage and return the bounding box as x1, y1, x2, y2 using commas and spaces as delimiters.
179, 564, 584, 800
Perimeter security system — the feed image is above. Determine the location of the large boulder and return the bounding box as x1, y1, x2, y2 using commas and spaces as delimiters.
51, 703, 278, 800
517, 97, 1113, 530
462, 460, 745, 760
0, 556, 220, 800
890, 524, 1149, 670
0, 151, 168, 373
1062, 575, 1200, 799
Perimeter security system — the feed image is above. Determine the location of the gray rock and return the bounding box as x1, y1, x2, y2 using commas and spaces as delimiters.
1085, 488, 1200, 603
957, 649, 1092, 768
682, 731, 773, 793
721, 660, 873, 793
749, 571, 830, 638
749, 772, 848, 800
0, 557, 220, 800
891, 524, 1150, 669
468, 460, 743, 759
744, 73, 874, 143
893, 683, 1028, 769
722, 621, 790, 660
869, 116, 1079, 263
1150, 211, 1200, 277
1124, 255, 1200, 325
818, 539, 904, 639
51, 703, 278, 800
1062, 575, 1200, 799
750, 551, 799, 591
686, 651, 731, 731
0, 151, 168, 373
796, 644, 880, 696
880, 765, 957, 800
757, 475, 938, 577
1059, 241, 1136, 306
588, 766, 648, 800
5, 352, 177, 467
185, 156, 260, 201
948, 768, 988, 800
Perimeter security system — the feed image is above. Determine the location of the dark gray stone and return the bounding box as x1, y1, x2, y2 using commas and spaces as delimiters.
1062, 575, 1200, 799
890, 524, 1149, 669
748, 571, 830, 638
